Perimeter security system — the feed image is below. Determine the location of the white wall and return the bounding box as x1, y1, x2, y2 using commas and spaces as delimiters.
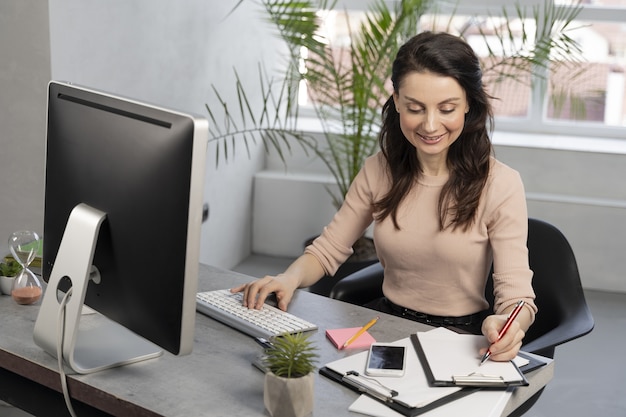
45, 0, 284, 269
494, 136, 626, 294
1, 0, 288, 269
0, 1, 50, 249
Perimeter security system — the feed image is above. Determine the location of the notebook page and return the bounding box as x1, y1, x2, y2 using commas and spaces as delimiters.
416, 327, 525, 384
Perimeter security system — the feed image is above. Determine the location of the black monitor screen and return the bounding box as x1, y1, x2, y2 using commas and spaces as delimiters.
38, 82, 207, 366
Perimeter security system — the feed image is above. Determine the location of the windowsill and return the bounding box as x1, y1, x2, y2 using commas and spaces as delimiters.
492, 131, 626, 155
294, 116, 626, 155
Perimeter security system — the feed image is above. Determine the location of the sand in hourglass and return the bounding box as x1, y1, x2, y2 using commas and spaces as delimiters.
12, 286, 42, 305
9, 230, 43, 305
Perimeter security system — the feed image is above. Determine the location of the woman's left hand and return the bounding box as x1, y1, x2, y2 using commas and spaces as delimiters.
479, 314, 525, 362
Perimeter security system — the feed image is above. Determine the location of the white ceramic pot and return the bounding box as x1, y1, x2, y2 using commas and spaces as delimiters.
264, 371, 314, 417
0, 275, 15, 295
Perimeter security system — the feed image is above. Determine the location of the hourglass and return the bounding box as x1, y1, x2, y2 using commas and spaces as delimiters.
9, 230, 43, 305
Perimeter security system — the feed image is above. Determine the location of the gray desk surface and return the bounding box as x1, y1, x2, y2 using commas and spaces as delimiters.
0, 264, 553, 416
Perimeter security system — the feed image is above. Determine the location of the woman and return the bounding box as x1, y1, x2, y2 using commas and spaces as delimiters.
233, 31, 536, 362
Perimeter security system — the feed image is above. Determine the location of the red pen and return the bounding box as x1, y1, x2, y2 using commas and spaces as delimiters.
479, 300, 525, 365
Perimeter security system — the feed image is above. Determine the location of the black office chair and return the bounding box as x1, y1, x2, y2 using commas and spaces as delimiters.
331, 218, 594, 356
330, 218, 595, 415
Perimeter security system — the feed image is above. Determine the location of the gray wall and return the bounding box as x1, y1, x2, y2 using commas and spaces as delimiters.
495, 144, 626, 293
1, 0, 285, 269
0, 1, 50, 248
47, 0, 277, 269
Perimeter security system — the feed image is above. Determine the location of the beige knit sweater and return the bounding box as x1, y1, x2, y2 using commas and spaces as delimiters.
306, 152, 537, 319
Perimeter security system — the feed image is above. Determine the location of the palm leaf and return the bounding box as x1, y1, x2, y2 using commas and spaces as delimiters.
471, 1, 584, 89
206, 64, 315, 167
282, 0, 430, 204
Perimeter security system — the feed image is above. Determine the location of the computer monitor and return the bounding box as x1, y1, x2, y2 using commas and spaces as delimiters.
33, 81, 208, 374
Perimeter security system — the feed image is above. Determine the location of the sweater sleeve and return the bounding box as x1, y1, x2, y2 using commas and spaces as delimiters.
304, 155, 381, 276
486, 162, 537, 320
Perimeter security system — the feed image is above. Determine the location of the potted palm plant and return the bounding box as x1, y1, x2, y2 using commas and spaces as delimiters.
208, 0, 432, 293
263, 332, 319, 417
207, 0, 584, 291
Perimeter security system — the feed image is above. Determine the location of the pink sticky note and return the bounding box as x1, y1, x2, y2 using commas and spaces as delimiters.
325, 327, 376, 350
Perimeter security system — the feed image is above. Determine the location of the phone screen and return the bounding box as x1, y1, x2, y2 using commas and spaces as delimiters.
366, 344, 406, 376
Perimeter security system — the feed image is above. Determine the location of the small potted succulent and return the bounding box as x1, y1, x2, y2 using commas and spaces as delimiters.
263, 332, 319, 417
0, 258, 23, 295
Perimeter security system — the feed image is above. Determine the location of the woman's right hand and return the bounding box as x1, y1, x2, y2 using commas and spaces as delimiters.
230, 253, 326, 312
231, 273, 299, 311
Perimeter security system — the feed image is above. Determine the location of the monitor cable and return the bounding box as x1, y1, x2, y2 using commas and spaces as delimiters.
57, 288, 78, 417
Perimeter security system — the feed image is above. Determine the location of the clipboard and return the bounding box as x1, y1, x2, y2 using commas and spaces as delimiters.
319, 337, 478, 417
319, 366, 477, 417
515, 351, 549, 374
410, 329, 529, 388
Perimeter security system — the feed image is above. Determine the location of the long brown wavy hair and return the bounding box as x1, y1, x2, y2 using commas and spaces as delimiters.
374, 31, 494, 231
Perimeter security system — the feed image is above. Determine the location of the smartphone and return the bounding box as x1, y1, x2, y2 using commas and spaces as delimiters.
365, 343, 406, 377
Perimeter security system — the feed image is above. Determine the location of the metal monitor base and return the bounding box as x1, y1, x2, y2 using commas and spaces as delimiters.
33, 203, 162, 374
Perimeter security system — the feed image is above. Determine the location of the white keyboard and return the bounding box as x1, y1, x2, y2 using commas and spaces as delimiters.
196, 289, 318, 339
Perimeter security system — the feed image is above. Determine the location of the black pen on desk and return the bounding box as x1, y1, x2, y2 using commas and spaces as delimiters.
479, 300, 525, 366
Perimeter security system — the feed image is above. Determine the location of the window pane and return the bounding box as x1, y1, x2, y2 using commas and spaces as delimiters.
483, 65, 532, 118
312, 4, 626, 132
547, 20, 626, 126
420, 14, 533, 119
310, 10, 536, 118
300, 10, 370, 107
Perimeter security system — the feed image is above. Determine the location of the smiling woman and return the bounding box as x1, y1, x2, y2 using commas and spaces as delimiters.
393, 72, 469, 174
236, 32, 536, 362
377, 31, 494, 233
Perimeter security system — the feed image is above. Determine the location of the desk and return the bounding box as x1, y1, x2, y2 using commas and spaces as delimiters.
0, 264, 553, 416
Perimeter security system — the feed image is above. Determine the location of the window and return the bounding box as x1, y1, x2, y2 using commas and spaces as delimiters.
304, 0, 626, 140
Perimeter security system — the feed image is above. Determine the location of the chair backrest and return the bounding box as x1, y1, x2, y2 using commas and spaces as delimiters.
486, 218, 594, 357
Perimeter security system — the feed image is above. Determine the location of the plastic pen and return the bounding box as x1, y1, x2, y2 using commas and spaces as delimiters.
480, 300, 525, 365
342, 316, 379, 349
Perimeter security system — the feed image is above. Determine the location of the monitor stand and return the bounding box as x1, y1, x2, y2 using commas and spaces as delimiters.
33, 203, 162, 374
